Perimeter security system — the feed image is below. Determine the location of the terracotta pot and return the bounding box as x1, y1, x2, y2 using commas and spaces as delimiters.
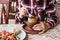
28, 16, 38, 24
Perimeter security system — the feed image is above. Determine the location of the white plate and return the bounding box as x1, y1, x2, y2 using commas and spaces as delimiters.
0, 24, 26, 40
18, 30, 26, 40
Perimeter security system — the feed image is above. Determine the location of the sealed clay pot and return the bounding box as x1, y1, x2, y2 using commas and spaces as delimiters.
28, 16, 38, 24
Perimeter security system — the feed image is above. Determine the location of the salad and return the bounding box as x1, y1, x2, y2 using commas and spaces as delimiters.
0, 30, 20, 40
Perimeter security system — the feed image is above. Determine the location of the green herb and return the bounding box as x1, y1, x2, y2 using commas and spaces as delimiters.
14, 35, 20, 40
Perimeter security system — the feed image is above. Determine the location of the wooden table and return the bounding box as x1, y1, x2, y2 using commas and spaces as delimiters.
0, 24, 60, 40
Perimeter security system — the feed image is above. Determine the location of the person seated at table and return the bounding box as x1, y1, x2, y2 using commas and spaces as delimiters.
15, 0, 58, 34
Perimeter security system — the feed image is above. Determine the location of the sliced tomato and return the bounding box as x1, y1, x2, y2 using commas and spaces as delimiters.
9, 36, 16, 40
1, 31, 9, 39
6, 32, 11, 36
4, 35, 7, 39
11, 34, 15, 37
0, 31, 18, 40
9, 34, 16, 40
11, 37, 16, 40
2, 30, 6, 35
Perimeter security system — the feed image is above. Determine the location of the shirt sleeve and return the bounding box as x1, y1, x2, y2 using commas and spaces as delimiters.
47, 15, 58, 28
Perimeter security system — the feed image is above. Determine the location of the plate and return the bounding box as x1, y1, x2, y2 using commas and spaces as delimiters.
0, 24, 26, 40
18, 30, 26, 40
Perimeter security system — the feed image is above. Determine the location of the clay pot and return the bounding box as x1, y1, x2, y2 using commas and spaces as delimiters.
28, 16, 38, 24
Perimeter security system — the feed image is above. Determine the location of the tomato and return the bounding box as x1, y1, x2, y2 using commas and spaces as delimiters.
4, 35, 7, 39
11, 37, 16, 40
6, 32, 11, 36
1, 31, 10, 39
8, 34, 16, 40
11, 34, 14, 37
0, 31, 19, 40
9, 34, 14, 39
9, 36, 16, 40
2, 31, 6, 35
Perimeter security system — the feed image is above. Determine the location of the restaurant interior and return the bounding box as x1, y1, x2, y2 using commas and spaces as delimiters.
0, 0, 60, 40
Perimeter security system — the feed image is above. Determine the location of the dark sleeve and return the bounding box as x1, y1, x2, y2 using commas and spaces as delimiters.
15, 13, 23, 24
47, 15, 58, 28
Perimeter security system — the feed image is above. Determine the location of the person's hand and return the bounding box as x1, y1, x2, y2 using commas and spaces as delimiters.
19, 7, 28, 18
32, 22, 46, 34
44, 22, 51, 30
33, 24, 43, 31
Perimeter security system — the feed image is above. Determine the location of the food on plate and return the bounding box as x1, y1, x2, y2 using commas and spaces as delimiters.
0, 30, 20, 40
13, 28, 21, 35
